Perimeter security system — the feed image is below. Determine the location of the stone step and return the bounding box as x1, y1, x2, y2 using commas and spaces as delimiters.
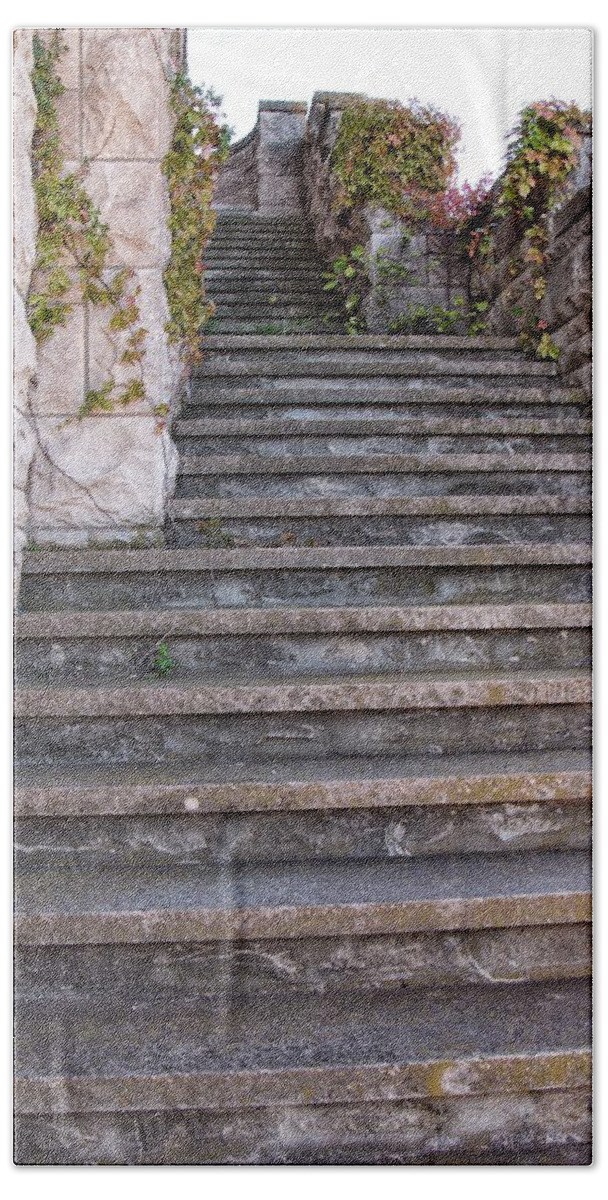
14, 746, 592, 815
185, 384, 587, 414
14, 668, 591, 721
14, 602, 591, 685
175, 433, 590, 458
208, 280, 337, 296
13, 977, 591, 1111
171, 512, 590, 551
15, 785, 591, 864
19, 545, 591, 613
206, 319, 345, 335
205, 268, 326, 283
175, 415, 592, 438
14, 848, 590, 945
15, 668, 590, 768
204, 251, 326, 266
14, 984, 591, 1163
175, 451, 590, 476
176, 470, 590, 501
167, 496, 591, 517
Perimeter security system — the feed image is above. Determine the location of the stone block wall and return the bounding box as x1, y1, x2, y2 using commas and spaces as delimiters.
469, 139, 592, 391
13, 28, 185, 562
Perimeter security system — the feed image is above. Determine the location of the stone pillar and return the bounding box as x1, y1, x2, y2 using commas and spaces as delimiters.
13, 31, 38, 594
257, 101, 308, 216
25, 28, 182, 548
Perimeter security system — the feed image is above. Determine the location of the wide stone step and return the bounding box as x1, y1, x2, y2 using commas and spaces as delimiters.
19, 545, 591, 612
175, 415, 592, 438
185, 384, 588, 418
14, 989, 591, 1163
178, 469, 590, 501
14, 602, 591, 685
206, 319, 345, 335
170, 511, 590, 551
14, 848, 590, 945
175, 430, 590, 457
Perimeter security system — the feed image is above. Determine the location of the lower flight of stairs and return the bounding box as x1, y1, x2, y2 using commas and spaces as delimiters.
14, 317, 591, 1161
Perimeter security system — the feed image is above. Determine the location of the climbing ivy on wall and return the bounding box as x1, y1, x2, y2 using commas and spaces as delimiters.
468, 100, 591, 359
162, 72, 230, 365
28, 31, 148, 417
331, 99, 460, 224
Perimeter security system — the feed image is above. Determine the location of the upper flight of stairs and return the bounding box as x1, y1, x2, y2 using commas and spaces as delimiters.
205, 213, 345, 333
14, 212, 592, 1165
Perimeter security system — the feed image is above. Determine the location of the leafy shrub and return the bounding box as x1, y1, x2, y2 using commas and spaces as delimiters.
331, 99, 460, 223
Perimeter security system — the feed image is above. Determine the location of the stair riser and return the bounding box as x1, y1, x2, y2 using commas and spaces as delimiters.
15, 923, 591, 1000
15, 627, 592, 685
170, 514, 591, 548
15, 704, 591, 768
19, 565, 591, 613
13, 1090, 592, 1165
175, 434, 590, 456
183, 401, 590, 424
173, 471, 591, 499
15, 800, 592, 865
207, 321, 344, 334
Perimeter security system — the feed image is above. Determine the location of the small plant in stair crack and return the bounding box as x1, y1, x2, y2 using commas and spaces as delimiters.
152, 641, 177, 678
28, 32, 148, 419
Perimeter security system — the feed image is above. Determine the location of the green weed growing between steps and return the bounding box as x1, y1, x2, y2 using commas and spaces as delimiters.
28, 31, 148, 419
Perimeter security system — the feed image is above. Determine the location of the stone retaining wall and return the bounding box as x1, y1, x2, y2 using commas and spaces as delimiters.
469, 140, 592, 391
13, 27, 185, 566
301, 93, 591, 361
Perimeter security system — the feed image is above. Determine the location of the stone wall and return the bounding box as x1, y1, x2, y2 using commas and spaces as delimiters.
13, 28, 185, 560
469, 139, 592, 391
215, 101, 308, 216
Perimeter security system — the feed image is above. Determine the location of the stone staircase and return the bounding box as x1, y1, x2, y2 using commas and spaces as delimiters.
14, 211, 592, 1164
205, 212, 344, 333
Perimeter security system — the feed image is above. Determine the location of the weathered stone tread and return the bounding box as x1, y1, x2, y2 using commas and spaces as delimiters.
15, 601, 591, 639
168, 495, 590, 518
14, 748, 591, 816
15, 668, 591, 718
21, 542, 592, 574
175, 415, 592, 436
176, 451, 590, 475
15, 980, 590, 1113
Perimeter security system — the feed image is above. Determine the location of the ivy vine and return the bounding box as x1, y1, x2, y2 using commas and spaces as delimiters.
162, 71, 230, 365
28, 31, 148, 418
468, 100, 591, 358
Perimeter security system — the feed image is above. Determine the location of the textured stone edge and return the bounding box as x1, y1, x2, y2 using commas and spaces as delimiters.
14, 671, 592, 718
176, 451, 591, 475
21, 542, 592, 574
201, 335, 521, 350
169, 495, 591, 517
174, 416, 592, 436
14, 767, 591, 817
15, 602, 592, 640
14, 1049, 591, 1115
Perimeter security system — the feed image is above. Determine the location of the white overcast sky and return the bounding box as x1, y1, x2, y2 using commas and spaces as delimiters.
188, 27, 592, 186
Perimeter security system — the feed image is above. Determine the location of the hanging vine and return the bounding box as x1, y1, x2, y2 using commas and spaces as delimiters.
162, 71, 230, 365
468, 100, 591, 358
28, 31, 148, 418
